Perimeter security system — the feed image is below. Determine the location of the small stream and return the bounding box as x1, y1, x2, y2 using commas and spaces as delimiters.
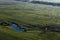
11, 24, 25, 32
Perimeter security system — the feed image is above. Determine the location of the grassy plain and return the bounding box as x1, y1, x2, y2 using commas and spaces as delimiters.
0, 3, 60, 40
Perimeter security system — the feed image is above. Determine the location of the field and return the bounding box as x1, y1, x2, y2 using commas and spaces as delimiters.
0, 3, 60, 40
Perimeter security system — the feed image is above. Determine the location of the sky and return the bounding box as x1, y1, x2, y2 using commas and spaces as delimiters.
0, 0, 60, 3
33, 0, 60, 3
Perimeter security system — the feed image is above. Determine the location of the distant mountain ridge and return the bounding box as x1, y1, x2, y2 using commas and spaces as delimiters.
15, 0, 60, 6
30, 1, 60, 6
0, 0, 60, 6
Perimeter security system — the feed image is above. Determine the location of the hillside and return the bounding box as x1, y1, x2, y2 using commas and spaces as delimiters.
0, 3, 60, 40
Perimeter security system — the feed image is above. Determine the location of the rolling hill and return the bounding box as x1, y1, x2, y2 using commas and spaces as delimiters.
0, 2, 60, 40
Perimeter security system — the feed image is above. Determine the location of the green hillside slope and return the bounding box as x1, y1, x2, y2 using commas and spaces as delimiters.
0, 3, 60, 40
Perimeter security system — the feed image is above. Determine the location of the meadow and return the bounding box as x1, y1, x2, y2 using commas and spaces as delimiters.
0, 3, 60, 40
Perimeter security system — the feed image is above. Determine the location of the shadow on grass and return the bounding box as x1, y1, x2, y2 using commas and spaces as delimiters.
0, 32, 24, 40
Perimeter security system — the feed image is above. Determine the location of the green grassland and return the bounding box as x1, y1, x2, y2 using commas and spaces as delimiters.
0, 3, 60, 40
